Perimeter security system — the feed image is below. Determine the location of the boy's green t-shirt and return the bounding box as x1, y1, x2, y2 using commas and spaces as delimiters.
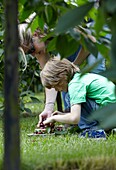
68, 72, 116, 106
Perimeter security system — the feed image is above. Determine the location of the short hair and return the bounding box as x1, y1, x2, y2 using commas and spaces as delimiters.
40, 58, 80, 88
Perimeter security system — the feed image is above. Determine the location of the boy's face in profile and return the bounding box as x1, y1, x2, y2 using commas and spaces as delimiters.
52, 80, 68, 92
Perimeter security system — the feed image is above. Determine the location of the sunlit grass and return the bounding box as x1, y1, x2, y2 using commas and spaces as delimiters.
0, 117, 116, 170
21, 118, 116, 170
0, 92, 116, 170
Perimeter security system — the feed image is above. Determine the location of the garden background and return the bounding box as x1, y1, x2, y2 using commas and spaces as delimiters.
0, 0, 116, 169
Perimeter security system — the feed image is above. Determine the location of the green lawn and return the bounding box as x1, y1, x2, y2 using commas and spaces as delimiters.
0, 93, 116, 170
0, 117, 116, 170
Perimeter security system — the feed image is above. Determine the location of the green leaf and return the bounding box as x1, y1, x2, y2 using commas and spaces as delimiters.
111, 34, 116, 69
38, 16, 45, 30
20, 101, 25, 111
81, 59, 103, 75
30, 16, 39, 33
84, 38, 98, 57
24, 107, 32, 115
19, 0, 27, 5
20, 90, 34, 97
101, 68, 116, 83
46, 127, 51, 134
106, 0, 116, 13
30, 96, 41, 103
19, 9, 33, 22
47, 37, 57, 52
56, 2, 94, 34
56, 34, 80, 58
45, 5, 53, 24
89, 103, 116, 129
0, 48, 3, 56
96, 43, 110, 61
94, 7, 105, 37
0, 105, 4, 109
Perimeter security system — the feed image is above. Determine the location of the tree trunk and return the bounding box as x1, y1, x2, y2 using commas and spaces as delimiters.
4, 0, 20, 170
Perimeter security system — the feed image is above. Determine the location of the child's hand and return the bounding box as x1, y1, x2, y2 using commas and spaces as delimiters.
37, 110, 53, 128
43, 117, 55, 125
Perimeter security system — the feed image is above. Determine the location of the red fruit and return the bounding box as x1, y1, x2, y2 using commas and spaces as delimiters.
40, 123, 45, 128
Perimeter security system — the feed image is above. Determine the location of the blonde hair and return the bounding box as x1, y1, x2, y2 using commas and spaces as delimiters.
40, 58, 80, 88
18, 23, 32, 46
18, 23, 32, 71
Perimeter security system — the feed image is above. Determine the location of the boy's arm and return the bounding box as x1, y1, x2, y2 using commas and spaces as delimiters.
37, 88, 57, 127
45, 88, 57, 106
43, 104, 81, 125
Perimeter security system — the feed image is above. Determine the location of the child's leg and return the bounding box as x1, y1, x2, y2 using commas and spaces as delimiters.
78, 98, 99, 130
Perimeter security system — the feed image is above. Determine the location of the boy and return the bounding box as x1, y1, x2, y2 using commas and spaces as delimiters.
40, 58, 116, 139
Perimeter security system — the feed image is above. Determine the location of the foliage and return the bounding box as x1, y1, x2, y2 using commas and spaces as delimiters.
19, 54, 43, 114
0, 0, 116, 127
17, 0, 114, 74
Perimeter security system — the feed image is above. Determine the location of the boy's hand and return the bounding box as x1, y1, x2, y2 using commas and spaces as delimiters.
37, 110, 52, 128
37, 103, 54, 128
43, 111, 64, 125
43, 117, 55, 125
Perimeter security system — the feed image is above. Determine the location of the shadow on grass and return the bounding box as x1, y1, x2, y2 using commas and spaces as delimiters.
21, 157, 116, 170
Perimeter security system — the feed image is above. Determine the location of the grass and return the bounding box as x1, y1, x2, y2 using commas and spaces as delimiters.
0, 117, 116, 170
0, 92, 116, 170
